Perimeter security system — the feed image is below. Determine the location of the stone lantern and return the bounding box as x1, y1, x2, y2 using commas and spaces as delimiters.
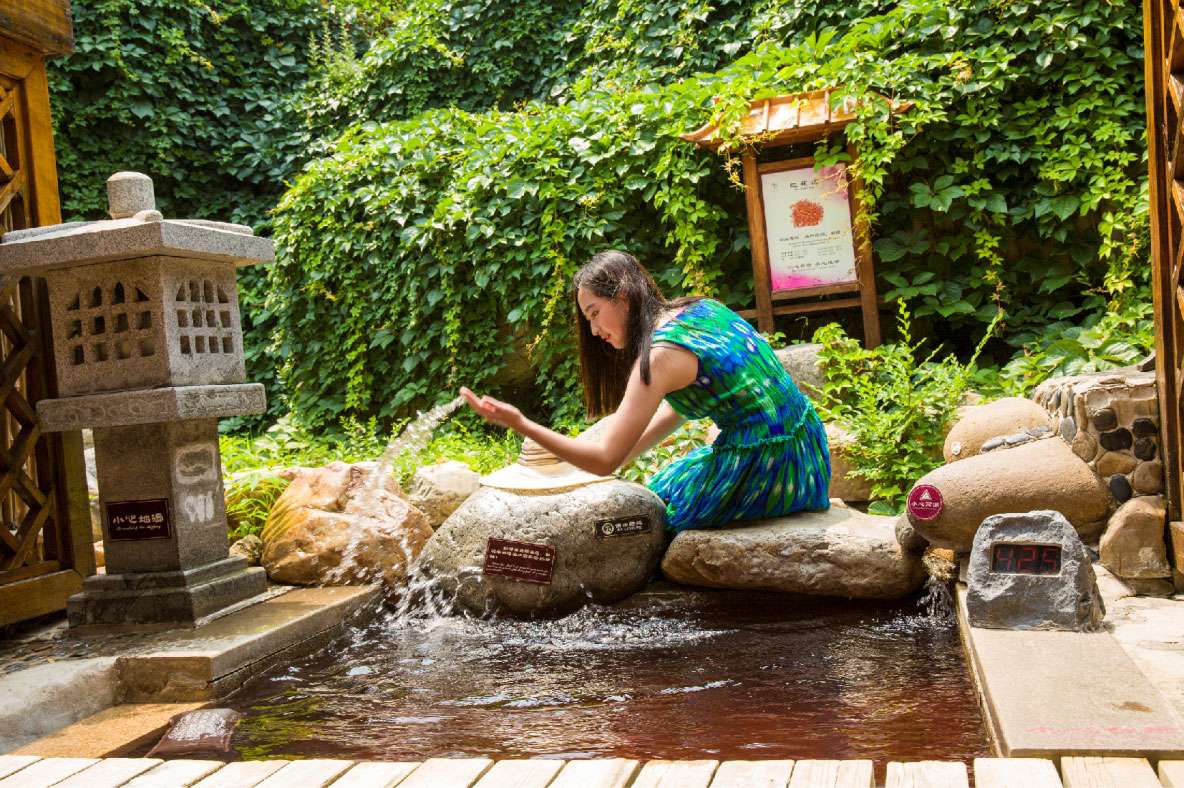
0, 172, 269, 628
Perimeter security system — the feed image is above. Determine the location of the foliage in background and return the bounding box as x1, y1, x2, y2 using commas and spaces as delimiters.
814, 304, 999, 514
269, 0, 1148, 430
49, 0, 325, 230
49, 0, 333, 426
219, 412, 520, 537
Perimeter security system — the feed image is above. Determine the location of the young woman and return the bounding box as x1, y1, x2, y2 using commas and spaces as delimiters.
460, 250, 830, 531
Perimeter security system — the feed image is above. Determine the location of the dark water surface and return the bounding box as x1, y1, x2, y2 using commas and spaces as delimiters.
224, 586, 990, 765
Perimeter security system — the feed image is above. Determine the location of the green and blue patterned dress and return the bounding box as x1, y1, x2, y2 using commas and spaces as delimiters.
647, 298, 831, 532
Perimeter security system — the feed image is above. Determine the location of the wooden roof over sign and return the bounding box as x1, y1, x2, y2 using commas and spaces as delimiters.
680, 89, 910, 150
0, 0, 74, 57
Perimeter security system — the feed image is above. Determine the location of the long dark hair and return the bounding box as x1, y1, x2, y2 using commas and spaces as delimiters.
573, 250, 699, 418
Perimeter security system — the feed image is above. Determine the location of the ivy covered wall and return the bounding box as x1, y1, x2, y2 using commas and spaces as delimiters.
48, 0, 1150, 430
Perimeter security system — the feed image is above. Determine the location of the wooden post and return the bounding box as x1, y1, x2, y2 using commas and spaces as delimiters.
847, 144, 881, 347
741, 152, 775, 334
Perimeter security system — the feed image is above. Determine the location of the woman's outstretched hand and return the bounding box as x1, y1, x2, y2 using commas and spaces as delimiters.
459, 387, 525, 432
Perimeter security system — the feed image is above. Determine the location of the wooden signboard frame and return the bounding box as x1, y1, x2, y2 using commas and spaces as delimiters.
681, 90, 905, 348
740, 146, 881, 346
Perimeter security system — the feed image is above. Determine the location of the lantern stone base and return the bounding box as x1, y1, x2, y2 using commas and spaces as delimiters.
67, 557, 267, 630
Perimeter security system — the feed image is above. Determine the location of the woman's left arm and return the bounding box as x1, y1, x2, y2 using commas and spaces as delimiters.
461, 346, 696, 476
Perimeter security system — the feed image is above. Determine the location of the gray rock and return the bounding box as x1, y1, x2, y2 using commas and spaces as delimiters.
943, 397, 1049, 462
907, 438, 1112, 552
1004, 432, 1030, 446
980, 437, 1005, 452
1092, 408, 1118, 431
1132, 417, 1158, 437
966, 510, 1104, 631
1109, 474, 1133, 503
1100, 496, 1170, 580
1026, 425, 1052, 437
825, 422, 872, 502
1059, 416, 1077, 442
419, 481, 666, 617
1132, 461, 1165, 495
1134, 437, 1157, 461
229, 534, 263, 566
1099, 429, 1133, 451
775, 343, 824, 400
407, 460, 481, 528
895, 513, 928, 555
660, 507, 924, 600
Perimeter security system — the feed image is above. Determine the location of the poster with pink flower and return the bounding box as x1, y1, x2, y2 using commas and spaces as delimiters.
759, 164, 857, 292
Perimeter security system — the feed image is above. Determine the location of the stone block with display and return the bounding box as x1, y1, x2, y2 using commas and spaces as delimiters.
0, 172, 268, 629
966, 510, 1104, 632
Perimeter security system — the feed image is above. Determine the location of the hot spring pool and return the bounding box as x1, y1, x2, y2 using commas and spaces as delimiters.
215, 584, 990, 765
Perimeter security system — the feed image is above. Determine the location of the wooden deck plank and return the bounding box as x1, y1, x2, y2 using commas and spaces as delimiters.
1061, 757, 1160, 788
0, 759, 38, 782
256, 759, 354, 788
472, 759, 565, 788
710, 760, 794, 787
1159, 761, 1184, 788
396, 758, 493, 788
548, 758, 640, 788
885, 761, 968, 788
327, 761, 420, 788
974, 758, 1062, 788
53, 758, 162, 788
0, 758, 98, 788
123, 759, 225, 788
631, 760, 719, 788
190, 760, 289, 788
786, 760, 874, 788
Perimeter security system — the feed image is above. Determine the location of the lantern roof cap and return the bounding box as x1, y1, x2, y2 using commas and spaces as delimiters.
0, 172, 273, 275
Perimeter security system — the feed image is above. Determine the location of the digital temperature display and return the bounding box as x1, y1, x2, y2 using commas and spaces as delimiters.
990, 543, 1062, 575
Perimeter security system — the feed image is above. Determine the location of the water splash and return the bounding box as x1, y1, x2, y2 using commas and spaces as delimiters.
918, 575, 955, 624
324, 396, 465, 595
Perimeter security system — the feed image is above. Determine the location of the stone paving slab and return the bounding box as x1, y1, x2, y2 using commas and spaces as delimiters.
115, 585, 381, 701
956, 586, 1184, 759
8, 703, 207, 758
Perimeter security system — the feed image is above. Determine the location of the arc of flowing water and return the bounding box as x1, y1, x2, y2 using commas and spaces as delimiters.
326, 396, 466, 600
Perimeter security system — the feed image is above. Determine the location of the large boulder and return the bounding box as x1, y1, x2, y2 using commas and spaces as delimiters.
407, 460, 481, 528
660, 506, 924, 600
419, 480, 666, 617
906, 438, 1112, 552
260, 462, 432, 587
1099, 495, 1170, 580
943, 397, 1050, 462
775, 343, 824, 400
825, 422, 872, 502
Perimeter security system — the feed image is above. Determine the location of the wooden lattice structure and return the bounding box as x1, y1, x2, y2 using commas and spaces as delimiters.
0, 1, 92, 627
1145, 0, 1184, 523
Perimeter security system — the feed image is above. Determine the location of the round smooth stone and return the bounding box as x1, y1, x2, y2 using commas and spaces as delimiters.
1092, 408, 1118, 431
1109, 473, 1133, 503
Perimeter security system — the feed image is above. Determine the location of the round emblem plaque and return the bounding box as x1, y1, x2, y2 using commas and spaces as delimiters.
907, 484, 944, 520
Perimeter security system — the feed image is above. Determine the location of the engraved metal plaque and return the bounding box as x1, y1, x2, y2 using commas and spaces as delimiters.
106, 498, 172, 541
594, 515, 653, 539
483, 537, 555, 585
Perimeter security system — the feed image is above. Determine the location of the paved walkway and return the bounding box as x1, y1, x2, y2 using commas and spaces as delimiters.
1, 755, 1183, 787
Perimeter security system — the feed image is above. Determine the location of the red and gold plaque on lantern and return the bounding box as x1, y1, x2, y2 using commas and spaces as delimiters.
760, 164, 857, 293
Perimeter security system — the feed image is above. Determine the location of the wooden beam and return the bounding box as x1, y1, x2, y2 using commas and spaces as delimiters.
0, 1, 74, 57
0, 568, 81, 626
742, 152, 775, 334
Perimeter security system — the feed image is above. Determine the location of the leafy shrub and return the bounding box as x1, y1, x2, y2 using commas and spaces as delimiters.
814, 303, 999, 514
997, 291, 1155, 395
269, 0, 1148, 429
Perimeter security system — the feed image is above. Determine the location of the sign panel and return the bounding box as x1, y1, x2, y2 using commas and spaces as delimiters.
483, 537, 556, 585
106, 498, 172, 541
594, 515, 653, 539
760, 163, 857, 292
991, 543, 1062, 575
